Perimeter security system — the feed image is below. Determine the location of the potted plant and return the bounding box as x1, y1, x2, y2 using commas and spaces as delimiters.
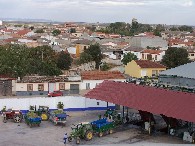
57, 102, 64, 110
1, 106, 6, 113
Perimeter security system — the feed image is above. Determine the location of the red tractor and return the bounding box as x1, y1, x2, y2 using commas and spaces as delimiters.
2, 109, 23, 123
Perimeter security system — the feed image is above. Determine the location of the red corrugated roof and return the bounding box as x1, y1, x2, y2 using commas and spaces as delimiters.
135, 60, 166, 68
85, 80, 195, 122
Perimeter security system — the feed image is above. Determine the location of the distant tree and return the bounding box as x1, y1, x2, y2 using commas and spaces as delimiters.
70, 28, 76, 33
178, 25, 193, 32
153, 30, 162, 37
79, 52, 93, 64
122, 52, 138, 65
169, 27, 178, 31
29, 26, 34, 30
57, 51, 73, 70
52, 29, 61, 36
100, 63, 110, 71
161, 47, 190, 68
84, 44, 103, 69
14, 24, 22, 27
0, 44, 62, 78
35, 29, 44, 33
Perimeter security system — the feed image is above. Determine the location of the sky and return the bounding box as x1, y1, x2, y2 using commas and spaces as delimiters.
0, 0, 195, 25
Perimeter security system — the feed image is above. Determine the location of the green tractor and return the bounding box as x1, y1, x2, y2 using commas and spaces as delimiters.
104, 108, 122, 125
68, 122, 94, 144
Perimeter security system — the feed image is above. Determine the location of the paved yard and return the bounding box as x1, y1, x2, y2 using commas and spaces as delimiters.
0, 111, 188, 146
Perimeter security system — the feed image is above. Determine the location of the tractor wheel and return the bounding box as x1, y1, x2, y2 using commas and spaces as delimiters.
85, 131, 93, 141
13, 114, 22, 123
41, 113, 48, 121
98, 132, 103, 137
109, 129, 113, 134
68, 137, 73, 142
76, 137, 80, 144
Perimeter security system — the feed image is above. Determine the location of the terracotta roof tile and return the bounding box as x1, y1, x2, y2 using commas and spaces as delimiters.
141, 49, 163, 55
135, 60, 166, 68
81, 71, 125, 80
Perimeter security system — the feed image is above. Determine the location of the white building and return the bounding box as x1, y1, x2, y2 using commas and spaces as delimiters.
80, 71, 126, 90
0, 20, 2, 26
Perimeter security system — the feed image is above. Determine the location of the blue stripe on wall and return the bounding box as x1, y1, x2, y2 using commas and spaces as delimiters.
20, 106, 115, 114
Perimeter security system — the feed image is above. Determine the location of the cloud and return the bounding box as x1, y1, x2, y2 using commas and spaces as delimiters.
180, 0, 193, 7
0, 0, 194, 25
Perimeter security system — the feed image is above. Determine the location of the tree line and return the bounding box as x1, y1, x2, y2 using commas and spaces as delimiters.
0, 45, 72, 78
97, 21, 193, 36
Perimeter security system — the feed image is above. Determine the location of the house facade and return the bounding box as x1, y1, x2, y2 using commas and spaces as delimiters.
15, 76, 81, 96
80, 71, 126, 90
72, 39, 92, 57
130, 36, 168, 50
125, 60, 166, 78
140, 49, 165, 62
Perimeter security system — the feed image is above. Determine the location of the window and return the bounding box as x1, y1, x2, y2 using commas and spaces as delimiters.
38, 84, 44, 91
97, 102, 99, 105
59, 83, 65, 90
142, 54, 144, 59
152, 70, 158, 76
155, 55, 157, 60
27, 84, 33, 91
84, 46, 87, 50
86, 83, 90, 89
191, 54, 194, 56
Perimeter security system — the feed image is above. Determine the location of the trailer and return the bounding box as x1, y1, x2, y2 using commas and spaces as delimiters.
49, 110, 67, 126
24, 112, 42, 128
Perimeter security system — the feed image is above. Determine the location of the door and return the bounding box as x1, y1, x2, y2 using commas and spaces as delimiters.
48, 83, 56, 93
70, 84, 79, 94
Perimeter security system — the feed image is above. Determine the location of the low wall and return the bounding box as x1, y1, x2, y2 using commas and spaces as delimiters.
0, 96, 115, 113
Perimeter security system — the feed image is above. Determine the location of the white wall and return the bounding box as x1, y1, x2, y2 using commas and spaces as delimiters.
67, 47, 76, 54
16, 83, 48, 91
0, 96, 115, 111
81, 79, 126, 90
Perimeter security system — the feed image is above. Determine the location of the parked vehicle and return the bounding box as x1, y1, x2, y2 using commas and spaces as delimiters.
24, 111, 41, 128
36, 106, 50, 121
2, 109, 23, 123
49, 110, 67, 126
48, 90, 63, 97
68, 122, 94, 144
68, 118, 116, 144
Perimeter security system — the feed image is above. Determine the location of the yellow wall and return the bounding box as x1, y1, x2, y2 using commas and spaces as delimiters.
125, 60, 166, 78
142, 68, 166, 77
125, 60, 141, 78
76, 44, 89, 57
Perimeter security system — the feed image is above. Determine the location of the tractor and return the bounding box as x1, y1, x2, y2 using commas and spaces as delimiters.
68, 118, 116, 144
68, 122, 93, 144
36, 106, 50, 121
2, 109, 23, 123
30, 105, 50, 121
104, 108, 122, 126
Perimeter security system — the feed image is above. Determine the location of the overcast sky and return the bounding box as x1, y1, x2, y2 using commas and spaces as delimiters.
0, 0, 195, 25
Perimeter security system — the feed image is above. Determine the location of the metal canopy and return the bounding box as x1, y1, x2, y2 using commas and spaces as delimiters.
85, 80, 195, 123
